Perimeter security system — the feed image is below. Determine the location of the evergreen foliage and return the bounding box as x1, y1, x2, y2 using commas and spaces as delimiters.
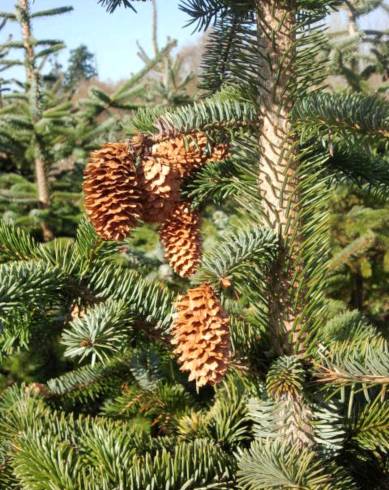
98, 0, 143, 13
326, 0, 389, 92
0, 0, 388, 488
64, 45, 97, 89
0, 1, 191, 238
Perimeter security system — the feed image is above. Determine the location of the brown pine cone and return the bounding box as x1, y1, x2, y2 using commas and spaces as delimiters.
83, 143, 142, 240
151, 132, 229, 178
171, 283, 230, 389
160, 202, 201, 278
137, 156, 181, 223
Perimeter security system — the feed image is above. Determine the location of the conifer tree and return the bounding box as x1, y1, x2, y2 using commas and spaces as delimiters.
0, 1, 181, 237
0, 0, 73, 239
327, 0, 389, 92
329, 185, 389, 319
325, 0, 389, 320
65, 45, 98, 90
136, 0, 195, 105
0, 0, 389, 488
0, 20, 11, 106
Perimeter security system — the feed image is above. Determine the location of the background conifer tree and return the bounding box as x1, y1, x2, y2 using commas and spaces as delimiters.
327, 0, 389, 92
64, 45, 98, 90
326, 0, 389, 324
0, 1, 190, 238
0, 0, 73, 238
0, 0, 388, 488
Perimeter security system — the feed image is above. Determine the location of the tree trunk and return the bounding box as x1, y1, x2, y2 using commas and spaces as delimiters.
151, 0, 159, 57
18, 0, 53, 240
346, 3, 359, 74
34, 151, 50, 207
350, 272, 364, 311
255, 0, 301, 353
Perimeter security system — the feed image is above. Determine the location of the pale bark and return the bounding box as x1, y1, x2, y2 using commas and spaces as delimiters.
151, 0, 159, 57
18, 0, 52, 240
256, 0, 298, 235
255, 0, 301, 352
346, 1, 360, 73
34, 154, 50, 206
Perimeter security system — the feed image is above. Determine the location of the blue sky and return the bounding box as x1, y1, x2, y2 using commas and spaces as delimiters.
2, 0, 200, 82
1, 1, 387, 83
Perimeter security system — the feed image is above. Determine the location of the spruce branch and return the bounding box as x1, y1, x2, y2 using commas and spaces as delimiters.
199, 11, 259, 95
316, 343, 389, 389
126, 439, 234, 488
129, 96, 257, 138
0, 220, 39, 261
0, 261, 64, 315
328, 231, 377, 271
350, 398, 389, 453
88, 265, 174, 330
180, 0, 254, 32
193, 226, 278, 293
61, 299, 133, 365
248, 397, 345, 453
46, 356, 135, 401
238, 439, 356, 490
98, 0, 147, 13
30, 7, 74, 18
294, 92, 389, 143
327, 151, 389, 197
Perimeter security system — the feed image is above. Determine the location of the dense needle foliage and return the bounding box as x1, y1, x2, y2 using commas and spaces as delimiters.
0, 0, 388, 488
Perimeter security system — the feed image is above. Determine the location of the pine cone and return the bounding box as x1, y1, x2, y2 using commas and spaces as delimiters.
171, 283, 230, 389
151, 132, 229, 178
160, 202, 201, 278
83, 143, 142, 240
137, 156, 181, 223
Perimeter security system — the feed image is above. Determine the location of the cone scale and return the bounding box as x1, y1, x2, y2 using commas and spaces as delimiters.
150, 132, 229, 178
171, 283, 231, 389
160, 201, 202, 278
137, 155, 181, 224
83, 143, 142, 241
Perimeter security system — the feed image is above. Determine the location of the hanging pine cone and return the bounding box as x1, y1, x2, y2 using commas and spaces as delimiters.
83, 143, 142, 240
151, 132, 229, 178
171, 283, 230, 389
137, 156, 181, 223
160, 201, 201, 278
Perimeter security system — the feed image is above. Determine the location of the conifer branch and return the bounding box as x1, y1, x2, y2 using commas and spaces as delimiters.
98, 0, 147, 13
193, 226, 278, 292
238, 439, 356, 490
